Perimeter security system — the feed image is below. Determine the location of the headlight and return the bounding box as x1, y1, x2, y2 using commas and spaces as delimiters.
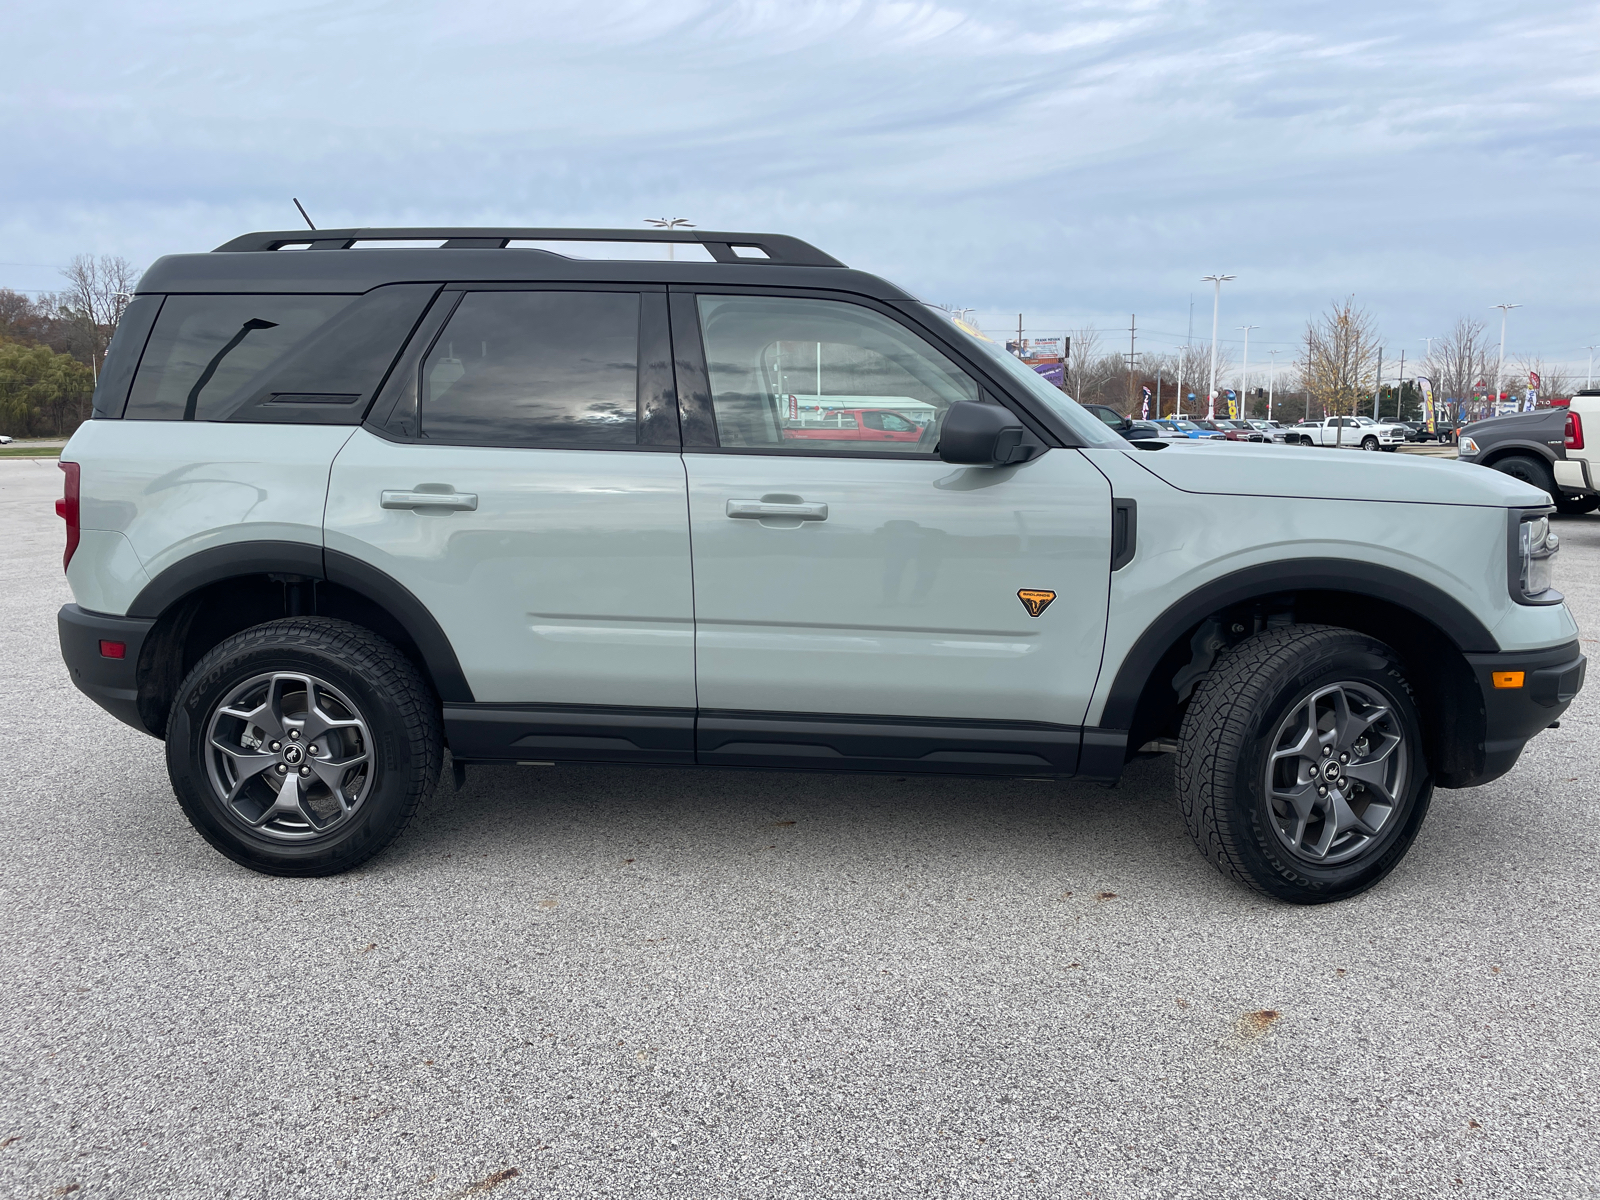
1459, 435, 1479, 455
1510, 510, 1561, 604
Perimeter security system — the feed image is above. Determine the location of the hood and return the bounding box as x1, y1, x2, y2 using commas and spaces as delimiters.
1461, 409, 1564, 437
1118, 439, 1550, 506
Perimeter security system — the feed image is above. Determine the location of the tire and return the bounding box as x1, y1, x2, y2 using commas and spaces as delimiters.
1489, 454, 1556, 499
1554, 494, 1600, 515
166, 617, 442, 876
1381, 444, 1397, 452
1361, 436, 1379, 451
1176, 624, 1433, 904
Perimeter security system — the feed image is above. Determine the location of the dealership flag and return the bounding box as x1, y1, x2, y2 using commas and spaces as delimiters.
1141, 386, 1151, 419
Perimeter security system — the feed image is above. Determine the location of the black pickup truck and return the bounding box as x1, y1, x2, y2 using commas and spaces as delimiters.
1456, 399, 1599, 515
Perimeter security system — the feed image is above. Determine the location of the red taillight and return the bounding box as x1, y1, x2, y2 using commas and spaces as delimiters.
57, 460, 80, 572
98, 640, 126, 659
1566, 412, 1585, 451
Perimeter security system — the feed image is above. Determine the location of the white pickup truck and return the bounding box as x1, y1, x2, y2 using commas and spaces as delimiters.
1286, 416, 1408, 451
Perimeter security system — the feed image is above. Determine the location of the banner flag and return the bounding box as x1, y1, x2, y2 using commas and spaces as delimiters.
1141, 385, 1151, 419
1417, 375, 1435, 431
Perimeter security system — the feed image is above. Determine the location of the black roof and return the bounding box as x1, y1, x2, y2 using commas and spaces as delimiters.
137, 227, 914, 298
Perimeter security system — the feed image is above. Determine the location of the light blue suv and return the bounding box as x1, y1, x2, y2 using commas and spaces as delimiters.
55, 226, 1585, 902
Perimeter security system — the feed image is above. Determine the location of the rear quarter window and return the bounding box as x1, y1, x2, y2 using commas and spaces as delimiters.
123, 285, 437, 423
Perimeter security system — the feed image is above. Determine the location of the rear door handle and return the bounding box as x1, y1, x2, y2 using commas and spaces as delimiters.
725, 499, 828, 521
381, 489, 478, 511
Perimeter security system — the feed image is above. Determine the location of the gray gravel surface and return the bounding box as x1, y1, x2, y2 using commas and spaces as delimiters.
2, 456, 1597, 1200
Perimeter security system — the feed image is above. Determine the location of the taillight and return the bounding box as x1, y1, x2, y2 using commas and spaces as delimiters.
57, 460, 80, 572
1566, 412, 1584, 451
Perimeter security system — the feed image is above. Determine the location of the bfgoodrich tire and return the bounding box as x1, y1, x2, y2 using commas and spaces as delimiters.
1177, 624, 1432, 904
166, 618, 442, 876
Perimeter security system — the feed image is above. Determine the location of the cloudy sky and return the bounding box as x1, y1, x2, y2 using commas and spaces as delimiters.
5, 1, 1598, 380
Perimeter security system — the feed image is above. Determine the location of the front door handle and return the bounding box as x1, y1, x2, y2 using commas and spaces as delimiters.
381, 489, 478, 511
725, 498, 829, 521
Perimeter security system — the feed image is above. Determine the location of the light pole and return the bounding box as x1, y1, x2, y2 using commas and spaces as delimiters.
1236, 324, 1258, 420
1202, 274, 1234, 420
1586, 345, 1597, 388
1267, 349, 1280, 422
1492, 303, 1521, 411
645, 217, 695, 260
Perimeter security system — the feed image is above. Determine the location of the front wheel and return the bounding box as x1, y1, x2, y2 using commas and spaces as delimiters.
1177, 625, 1432, 904
1489, 454, 1557, 499
1555, 494, 1600, 515
166, 618, 442, 876
1361, 436, 1379, 451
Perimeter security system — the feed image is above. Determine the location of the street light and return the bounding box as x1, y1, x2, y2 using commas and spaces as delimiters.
1267, 349, 1280, 422
1492, 303, 1521, 410
645, 217, 695, 260
1201, 274, 1234, 420
1236, 324, 1259, 420
1586, 345, 1597, 388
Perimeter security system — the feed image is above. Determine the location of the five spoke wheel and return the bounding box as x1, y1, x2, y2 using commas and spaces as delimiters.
1264, 680, 1408, 865
204, 672, 374, 841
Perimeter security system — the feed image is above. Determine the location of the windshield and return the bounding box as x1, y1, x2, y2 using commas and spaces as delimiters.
919, 305, 1125, 447
1166, 419, 1200, 431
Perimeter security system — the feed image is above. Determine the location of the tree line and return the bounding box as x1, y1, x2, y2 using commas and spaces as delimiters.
1065, 301, 1577, 422
0, 255, 138, 438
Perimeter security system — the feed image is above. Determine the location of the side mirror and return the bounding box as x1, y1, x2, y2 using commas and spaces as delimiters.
937, 401, 1038, 466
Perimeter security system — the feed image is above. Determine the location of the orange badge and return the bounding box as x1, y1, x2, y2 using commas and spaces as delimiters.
1018, 589, 1056, 618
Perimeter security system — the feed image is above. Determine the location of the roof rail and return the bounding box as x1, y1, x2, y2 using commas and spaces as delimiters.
211, 227, 846, 267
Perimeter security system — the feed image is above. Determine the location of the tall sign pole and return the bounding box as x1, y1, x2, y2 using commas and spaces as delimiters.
1237, 325, 1258, 420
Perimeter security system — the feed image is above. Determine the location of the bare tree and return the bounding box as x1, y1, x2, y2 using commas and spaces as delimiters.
1300, 299, 1380, 446
1067, 326, 1102, 402
59, 254, 140, 375
1514, 355, 1572, 402
1425, 317, 1494, 418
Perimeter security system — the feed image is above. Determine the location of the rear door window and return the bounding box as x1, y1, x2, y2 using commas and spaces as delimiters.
416, 291, 642, 447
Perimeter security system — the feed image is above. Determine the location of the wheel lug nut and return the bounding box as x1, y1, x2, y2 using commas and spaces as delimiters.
290, 730, 300, 740
1318, 785, 1327, 796
1322, 746, 1332, 756
308, 745, 319, 755
299, 766, 310, 777
1340, 753, 1349, 763
270, 741, 281, 752
277, 764, 288, 774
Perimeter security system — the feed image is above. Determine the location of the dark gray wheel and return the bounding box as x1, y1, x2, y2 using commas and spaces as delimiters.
167, 617, 441, 876
1554, 494, 1599, 515
1360, 435, 1379, 451
1490, 454, 1556, 499
1177, 624, 1432, 904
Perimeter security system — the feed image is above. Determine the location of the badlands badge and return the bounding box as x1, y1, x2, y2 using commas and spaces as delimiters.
1017, 589, 1056, 618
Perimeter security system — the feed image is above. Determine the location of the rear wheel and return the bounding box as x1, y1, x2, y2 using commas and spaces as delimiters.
1490, 454, 1557, 499
1177, 625, 1432, 904
166, 617, 442, 876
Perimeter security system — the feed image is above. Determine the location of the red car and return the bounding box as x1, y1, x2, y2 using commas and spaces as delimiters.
783, 408, 925, 443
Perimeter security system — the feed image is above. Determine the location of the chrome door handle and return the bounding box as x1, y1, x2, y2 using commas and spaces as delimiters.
381, 489, 478, 511
725, 499, 829, 521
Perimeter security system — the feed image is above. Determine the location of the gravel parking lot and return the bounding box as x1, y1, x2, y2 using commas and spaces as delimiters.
3, 455, 1597, 1200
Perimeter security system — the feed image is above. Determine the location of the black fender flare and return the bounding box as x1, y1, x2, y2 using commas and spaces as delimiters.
1097, 558, 1499, 730
1475, 441, 1560, 470
128, 540, 473, 702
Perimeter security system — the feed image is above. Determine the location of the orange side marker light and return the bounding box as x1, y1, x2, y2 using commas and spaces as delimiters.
1492, 671, 1524, 689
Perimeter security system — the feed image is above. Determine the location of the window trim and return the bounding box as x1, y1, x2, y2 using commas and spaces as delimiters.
667, 283, 1074, 456
365, 282, 679, 453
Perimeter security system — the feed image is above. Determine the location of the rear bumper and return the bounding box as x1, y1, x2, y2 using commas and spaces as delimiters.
1460, 641, 1586, 785
58, 604, 156, 735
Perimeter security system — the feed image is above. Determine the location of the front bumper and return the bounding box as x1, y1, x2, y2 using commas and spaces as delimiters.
1462, 640, 1586, 784
58, 604, 157, 734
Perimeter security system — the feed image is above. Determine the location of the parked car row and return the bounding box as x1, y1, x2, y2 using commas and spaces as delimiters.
1083, 404, 1449, 452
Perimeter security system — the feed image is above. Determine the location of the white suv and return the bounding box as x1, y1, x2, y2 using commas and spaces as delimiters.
55, 226, 1586, 903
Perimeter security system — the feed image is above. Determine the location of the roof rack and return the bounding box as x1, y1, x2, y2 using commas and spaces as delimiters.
211, 227, 846, 267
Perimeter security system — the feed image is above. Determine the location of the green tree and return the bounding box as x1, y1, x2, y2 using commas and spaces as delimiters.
0, 340, 96, 437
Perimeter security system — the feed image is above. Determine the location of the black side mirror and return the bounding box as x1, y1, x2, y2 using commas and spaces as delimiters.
937, 401, 1038, 466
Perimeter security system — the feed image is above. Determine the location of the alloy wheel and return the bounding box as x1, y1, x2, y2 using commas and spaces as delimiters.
204, 671, 375, 841
1263, 680, 1409, 865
